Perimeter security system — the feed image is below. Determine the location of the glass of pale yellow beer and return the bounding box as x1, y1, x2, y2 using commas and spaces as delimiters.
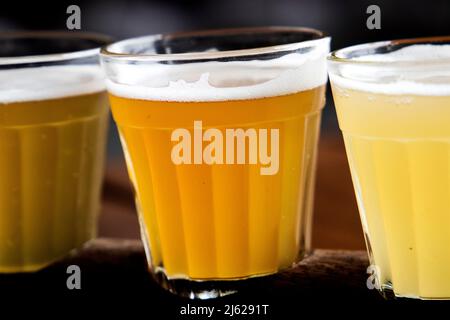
0, 32, 110, 272
101, 27, 329, 298
328, 36, 450, 300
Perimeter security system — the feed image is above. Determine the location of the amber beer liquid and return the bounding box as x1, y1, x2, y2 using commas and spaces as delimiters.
110, 86, 324, 278
0, 65, 108, 272
102, 27, 330, 297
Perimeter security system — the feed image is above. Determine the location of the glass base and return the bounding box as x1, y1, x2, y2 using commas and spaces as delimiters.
379, 282, 450, 300
150, 268, 273, 300
0, 237, 94, 274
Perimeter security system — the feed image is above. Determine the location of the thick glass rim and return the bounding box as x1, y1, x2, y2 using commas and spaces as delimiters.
101, 26, 329, 62
0, 31, 112, 66
328, 35, 450, 66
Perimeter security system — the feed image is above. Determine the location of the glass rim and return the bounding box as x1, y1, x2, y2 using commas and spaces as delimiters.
101, 26, 329, 62
328, 35, 450, 67
0, 31, 113, 66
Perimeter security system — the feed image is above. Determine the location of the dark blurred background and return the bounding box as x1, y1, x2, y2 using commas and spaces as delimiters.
1, 0, 449, 249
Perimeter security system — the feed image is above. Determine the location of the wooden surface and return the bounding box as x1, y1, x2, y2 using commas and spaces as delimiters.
0, 238, 383, 304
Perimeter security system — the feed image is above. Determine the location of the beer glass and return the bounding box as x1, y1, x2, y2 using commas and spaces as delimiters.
101, 27, 329, 298
328, 36, 450, 299
0, 32, 110, 272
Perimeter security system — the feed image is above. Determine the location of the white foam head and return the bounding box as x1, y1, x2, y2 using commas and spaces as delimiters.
0, 65, 106, 104
329, 44, 450, 96
105, 39, 330, 102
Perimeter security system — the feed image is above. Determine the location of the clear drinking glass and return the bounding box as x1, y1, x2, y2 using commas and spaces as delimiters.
101, 27, 330, 299
328, 36, 450, 300
0, 32, 110, 272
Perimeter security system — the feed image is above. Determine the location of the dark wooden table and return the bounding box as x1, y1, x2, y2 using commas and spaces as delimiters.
0, 239, 388, 311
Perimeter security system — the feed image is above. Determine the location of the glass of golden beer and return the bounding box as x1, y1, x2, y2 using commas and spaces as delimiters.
328, 37, 450, 300
0, 32, 110, 272
101, 27, 329, 298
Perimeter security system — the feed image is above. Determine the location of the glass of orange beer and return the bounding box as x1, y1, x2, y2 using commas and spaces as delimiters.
0, 32, 110, 272
329, 37, 450, 299
101, 27, 329, 298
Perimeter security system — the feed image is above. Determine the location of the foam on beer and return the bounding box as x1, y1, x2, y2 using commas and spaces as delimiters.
0, 65, 105, 104
105, 47, 329, 102
330, 44, 450, 96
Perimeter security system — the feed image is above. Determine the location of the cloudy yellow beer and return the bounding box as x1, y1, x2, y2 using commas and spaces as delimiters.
330, 43, 450, 299
0, 66, 108, 272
